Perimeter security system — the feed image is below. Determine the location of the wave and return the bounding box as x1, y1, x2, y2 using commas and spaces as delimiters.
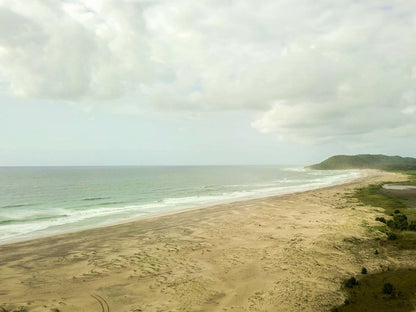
0, 169, 361, 244
82, 197, 110, 201
70, 201, 126, 210
282, 166, 308, 172
0, 214, 68, 226
1, 203, 36, 209
98, 201, 126, 206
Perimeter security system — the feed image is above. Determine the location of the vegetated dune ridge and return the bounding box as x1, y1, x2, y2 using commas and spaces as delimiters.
0, 170, 413, 312
309, 154, 416, 171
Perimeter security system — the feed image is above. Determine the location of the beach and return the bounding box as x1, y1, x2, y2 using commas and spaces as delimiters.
0, 170, 410, 312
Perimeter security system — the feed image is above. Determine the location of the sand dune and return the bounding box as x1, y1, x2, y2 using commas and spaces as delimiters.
0, 170, 409, 312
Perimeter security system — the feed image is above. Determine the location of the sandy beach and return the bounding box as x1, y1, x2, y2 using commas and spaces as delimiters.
0, 170, 412, 312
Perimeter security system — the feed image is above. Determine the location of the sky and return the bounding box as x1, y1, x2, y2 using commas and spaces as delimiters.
1, 0, 416, 166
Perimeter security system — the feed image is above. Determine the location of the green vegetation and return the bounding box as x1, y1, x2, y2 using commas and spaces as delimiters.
358, 181, 416, 248
398, 170, 416, 183
355, 184, 406, 213
356, 183, 416, 227
408, 221, 416, 231
387, 232, 398, 240
382, 282, 395, 295
375, 216, 386, 223
334, 170, 416, 311
335, 269, 416, 311
383, 231, 416, 250
309, 154, 416, 170
345, 276, 358, 288
387, 215, 408, 231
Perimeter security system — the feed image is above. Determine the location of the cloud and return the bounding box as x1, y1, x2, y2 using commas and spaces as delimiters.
0, 0, 416, 142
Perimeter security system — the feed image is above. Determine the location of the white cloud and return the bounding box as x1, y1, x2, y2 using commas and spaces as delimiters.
0, 0, 416, 143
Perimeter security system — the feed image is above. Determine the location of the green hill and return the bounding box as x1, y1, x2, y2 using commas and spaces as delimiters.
309, 154, 416, 171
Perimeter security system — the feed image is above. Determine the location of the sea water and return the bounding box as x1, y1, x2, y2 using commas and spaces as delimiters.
0, 166, 360, 244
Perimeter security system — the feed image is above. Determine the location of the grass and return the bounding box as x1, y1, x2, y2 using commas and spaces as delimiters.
354, 184, 406, 214
355, 181, 416, 231
334, 269, 416, 312
380, 231, 416, 250
398, 170, 416, 182
334, 171, 416, 311
375, 225, 388, 234
332, 170, 416, 312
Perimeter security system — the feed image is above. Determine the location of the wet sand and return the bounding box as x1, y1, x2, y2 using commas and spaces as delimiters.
0, 170, 410, 312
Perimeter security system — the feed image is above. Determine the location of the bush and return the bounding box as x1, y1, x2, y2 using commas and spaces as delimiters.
387, 214, 408, 230
375, 216, 387, 223
388, 233, 398, 240
361, 267, 368, 274
394, 215, 409, 231
394, 209, 401, 214
382, 282, 394, 294
408, 221, 416, 231
345, 276, 358, 288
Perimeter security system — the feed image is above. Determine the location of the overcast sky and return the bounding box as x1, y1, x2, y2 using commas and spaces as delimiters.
1, 0, 416, 166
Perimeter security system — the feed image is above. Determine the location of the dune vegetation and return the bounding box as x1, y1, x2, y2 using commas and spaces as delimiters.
309, 154, 416, 171
333, 171, 416, 311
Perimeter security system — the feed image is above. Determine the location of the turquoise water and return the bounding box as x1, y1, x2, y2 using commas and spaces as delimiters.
0, 166, 359, 244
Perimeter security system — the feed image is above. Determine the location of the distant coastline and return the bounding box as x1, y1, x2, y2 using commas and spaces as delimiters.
309, 154, 416, 171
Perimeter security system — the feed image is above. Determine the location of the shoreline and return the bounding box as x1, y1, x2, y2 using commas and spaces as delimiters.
0, 170, 408, 311
0, 169, 363, 246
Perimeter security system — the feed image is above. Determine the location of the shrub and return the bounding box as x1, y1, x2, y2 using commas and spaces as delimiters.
382, 282, 394, 294
345, 276, 358, 288
387, 214, 408, 230
375, 216, 387, 223
394, 209, 401, 214
377, 226, 388, 233
361, 267, 368, 274
394, 215, 408, 231
388, 233, 398, 240
408, 221, 416, 231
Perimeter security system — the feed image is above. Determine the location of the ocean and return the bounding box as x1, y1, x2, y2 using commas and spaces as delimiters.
0, 166, 360, 244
